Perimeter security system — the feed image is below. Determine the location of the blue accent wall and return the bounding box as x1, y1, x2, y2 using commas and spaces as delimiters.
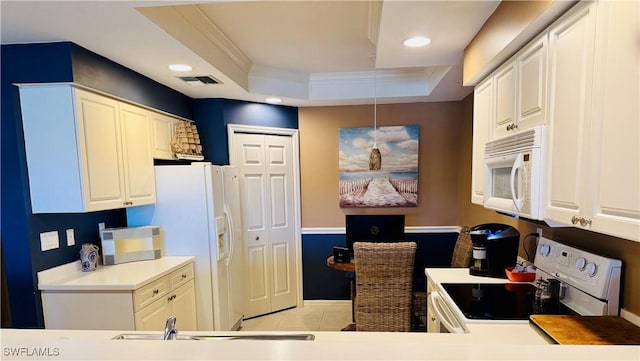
302, 232, 459, 299
192, 98, 298, 164
1, 42, 192, 328
70, 44, 192, 119
2, 41, 457, 328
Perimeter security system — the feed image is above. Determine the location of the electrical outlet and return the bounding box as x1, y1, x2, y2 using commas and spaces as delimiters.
66, 228, 75, 246
536, 228, 543, 238
40, 231, 59, 251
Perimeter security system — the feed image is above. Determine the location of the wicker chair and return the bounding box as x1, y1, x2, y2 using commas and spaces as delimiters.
451, 226, 473, 268
353, 241, 416, 332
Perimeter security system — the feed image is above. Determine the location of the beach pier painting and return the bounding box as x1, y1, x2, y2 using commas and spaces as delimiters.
339, 125, 419, 208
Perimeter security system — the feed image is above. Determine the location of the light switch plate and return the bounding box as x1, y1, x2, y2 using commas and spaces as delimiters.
66, 229, 75, 246
40, 231, 59, 251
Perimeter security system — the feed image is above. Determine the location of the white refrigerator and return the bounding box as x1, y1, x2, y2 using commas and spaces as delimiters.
126, 163, 244, 331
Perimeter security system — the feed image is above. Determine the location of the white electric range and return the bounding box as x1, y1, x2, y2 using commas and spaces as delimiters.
425, 237, 622, 333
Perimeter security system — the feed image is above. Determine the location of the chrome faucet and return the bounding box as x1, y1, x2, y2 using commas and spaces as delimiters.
164, 316, 178, 340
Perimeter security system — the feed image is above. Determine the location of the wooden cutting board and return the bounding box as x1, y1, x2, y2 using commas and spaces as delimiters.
530, 315, 640, 345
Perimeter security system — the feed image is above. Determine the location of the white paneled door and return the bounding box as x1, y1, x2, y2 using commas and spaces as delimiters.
229, 126, 300, 318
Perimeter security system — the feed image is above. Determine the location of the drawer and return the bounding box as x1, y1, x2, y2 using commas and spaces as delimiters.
133, 276, 169, 312
169, 263, 194, 289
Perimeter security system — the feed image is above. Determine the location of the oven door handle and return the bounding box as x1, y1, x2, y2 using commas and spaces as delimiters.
429, 291, 466, 334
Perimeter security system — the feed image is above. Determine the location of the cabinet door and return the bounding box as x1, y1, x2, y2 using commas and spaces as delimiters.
134, 297, 170, 331
544, 1, 597, 225
586, 0, 640, 241
517, 33, 547, 129
471, 77, 493, 205
150, 112, 178, 160
119, 103, 156, 206
169, 280, 198, 331
75, 89, 127, 211
492, 61, 517, 139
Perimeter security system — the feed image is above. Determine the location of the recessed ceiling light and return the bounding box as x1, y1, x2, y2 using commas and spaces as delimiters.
265, 97, 282, 104
168, 64, 193, 72
403, 36, 431, 48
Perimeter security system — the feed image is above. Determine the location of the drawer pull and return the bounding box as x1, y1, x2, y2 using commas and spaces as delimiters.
153, 289, 159, 296
181, 274, 187, 279
168, 294, 177, 302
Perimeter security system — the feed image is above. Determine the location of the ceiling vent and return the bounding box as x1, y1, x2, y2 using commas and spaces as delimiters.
177, 75, 222, 85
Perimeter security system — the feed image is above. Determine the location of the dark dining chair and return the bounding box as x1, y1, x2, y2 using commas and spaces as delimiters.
353, 241, 416, 332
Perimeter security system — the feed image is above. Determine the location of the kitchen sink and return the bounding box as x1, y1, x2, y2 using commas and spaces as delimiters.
113, 333, 315, 341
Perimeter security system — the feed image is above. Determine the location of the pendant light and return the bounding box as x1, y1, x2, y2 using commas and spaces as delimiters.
369, 57, 381, 171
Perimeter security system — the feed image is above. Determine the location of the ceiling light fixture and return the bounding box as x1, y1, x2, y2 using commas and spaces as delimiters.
265, 97, 282, 104
168, 64, 193, 72
403, 36, 431, 48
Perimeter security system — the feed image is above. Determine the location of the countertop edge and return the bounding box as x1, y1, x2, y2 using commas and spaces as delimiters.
37, 256, 195, 291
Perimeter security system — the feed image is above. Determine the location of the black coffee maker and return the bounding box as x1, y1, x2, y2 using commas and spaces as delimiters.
469, 223, 520, 278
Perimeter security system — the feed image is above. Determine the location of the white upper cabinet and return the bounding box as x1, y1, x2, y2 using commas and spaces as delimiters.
544, 0, 639, 242
119, 103, 156, 205
544, 1, 597, 228
491, 32, 548, 139
149, 111, 179, 160
585, 0, 640, 241
19, 84, 155, 213
471, 77, 493, 205
516, 33, 547, 131
492, 60, 517, 139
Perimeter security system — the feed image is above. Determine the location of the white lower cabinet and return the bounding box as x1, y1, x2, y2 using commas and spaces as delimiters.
39, 259, 196, 331
426, 278, 441, 333
134, 280, 197, 331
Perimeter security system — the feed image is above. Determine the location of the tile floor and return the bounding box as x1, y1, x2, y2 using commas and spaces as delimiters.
239, 301, 353, 331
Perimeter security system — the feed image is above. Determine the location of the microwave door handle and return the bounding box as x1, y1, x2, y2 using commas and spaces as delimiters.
510, 153, 524, 211
430, 291, 466, 333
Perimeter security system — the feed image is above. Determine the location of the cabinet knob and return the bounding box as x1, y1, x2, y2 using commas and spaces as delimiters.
579, 218, 592, 227
153, 289, 159, 295
255, 236, 260, 241
571, 216, 580, 225
506, 124, 512, 131
181, 274, 187, 279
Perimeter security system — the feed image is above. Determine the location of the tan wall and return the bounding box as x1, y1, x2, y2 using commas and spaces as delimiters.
458, 94, 640, 316
299, 95, 640, 315
299, 102, 462, 228
463, 0, 575, 85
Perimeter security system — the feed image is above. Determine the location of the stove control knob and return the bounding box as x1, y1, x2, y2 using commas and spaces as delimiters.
585, 262, 598, 277
538, 244, 551, 257
575, 257, 587, 271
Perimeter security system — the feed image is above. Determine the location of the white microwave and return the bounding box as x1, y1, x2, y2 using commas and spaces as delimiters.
483, 126, 546, 220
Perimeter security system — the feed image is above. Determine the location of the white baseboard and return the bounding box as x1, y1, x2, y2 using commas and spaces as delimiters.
621, 308, 640, 327
302, 300, 351, 307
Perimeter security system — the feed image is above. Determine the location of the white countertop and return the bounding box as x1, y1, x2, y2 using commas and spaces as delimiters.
425, 267, 518, 285
2, 328, 638, 361
37, 256, 194, 291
